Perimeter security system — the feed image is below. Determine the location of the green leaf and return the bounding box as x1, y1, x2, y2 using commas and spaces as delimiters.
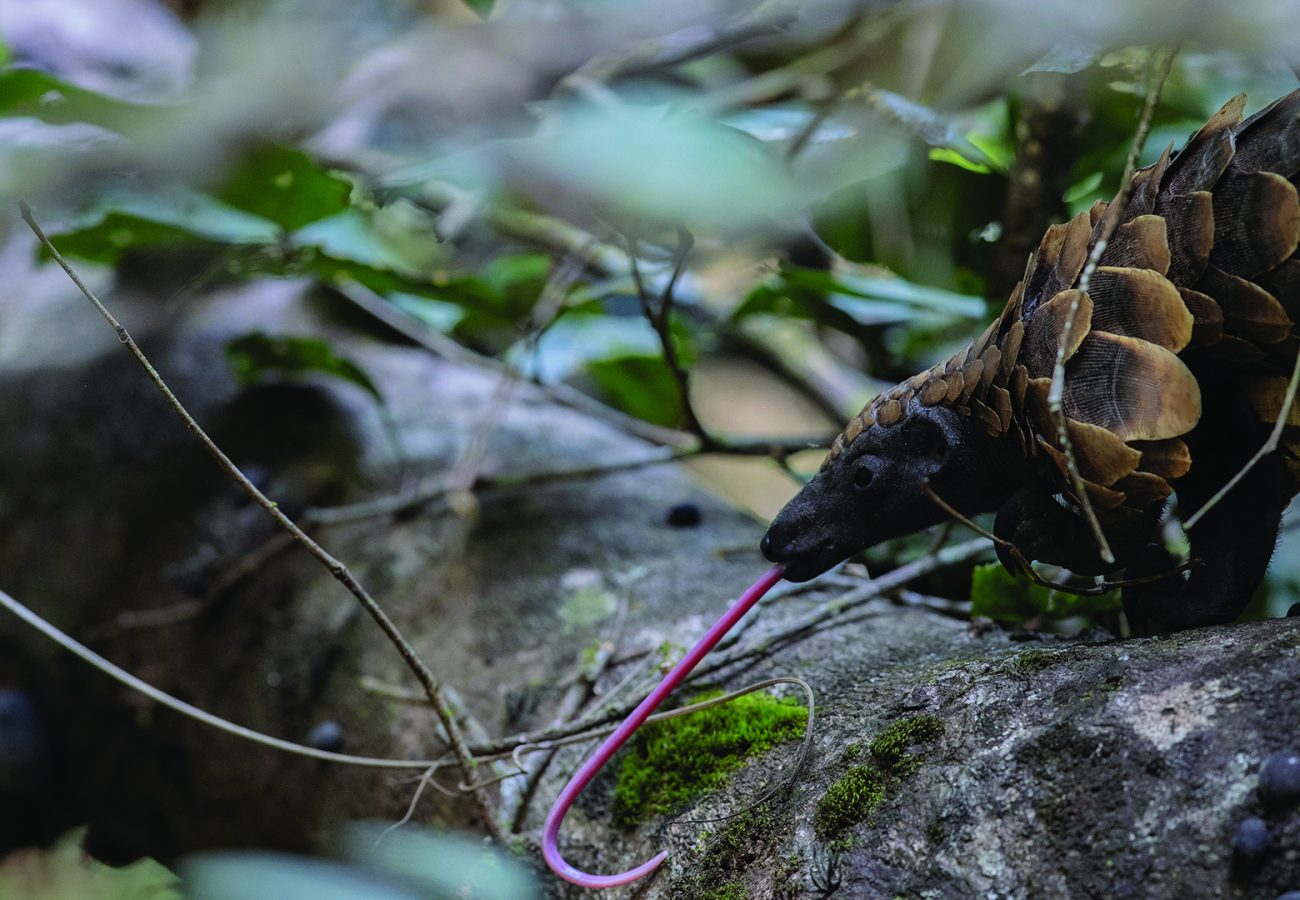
929, 146, 992, 174
226, 333, 383, 403
970, 562, 1120, 624
217, 144, 353, 231
42, 190, 280, 264
462, 0, 495, 18
586, 354, 682, 428
0, 67, 145, 126
510, 313, 660, 383
970, 562, 1049, 622
0, 828, 181, 900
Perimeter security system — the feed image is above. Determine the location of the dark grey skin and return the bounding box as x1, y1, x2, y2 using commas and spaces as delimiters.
760, 406, 1014, 582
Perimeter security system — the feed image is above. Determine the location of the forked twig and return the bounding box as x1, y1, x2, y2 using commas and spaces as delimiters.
19, 202, 501, 840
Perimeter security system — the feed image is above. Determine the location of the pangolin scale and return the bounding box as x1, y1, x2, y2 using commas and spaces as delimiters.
763, 89, 1300, 631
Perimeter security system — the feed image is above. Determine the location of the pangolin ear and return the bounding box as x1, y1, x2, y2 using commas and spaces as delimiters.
905, 413, 950, 465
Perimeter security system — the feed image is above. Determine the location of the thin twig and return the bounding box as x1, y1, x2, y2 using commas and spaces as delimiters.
19, 202, 502, 840
921, 483, 1191, 594
1183, 347, 1300, 529
0, 588, 447, 770
625, 228, 708, 441
922, 483, 1110, 597
1046, 45, 1178, 566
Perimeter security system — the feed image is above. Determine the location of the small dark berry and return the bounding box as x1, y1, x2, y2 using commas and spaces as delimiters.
306, 719, 346, 753
1287, 602, 1300, 617
1231, 817, 1270, 866
666, 502, 702, 528
0, 689, 47, 793
1259, 750, 1300, 810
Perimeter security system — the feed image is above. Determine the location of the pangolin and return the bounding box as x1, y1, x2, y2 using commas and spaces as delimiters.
762, 89, 1300, 631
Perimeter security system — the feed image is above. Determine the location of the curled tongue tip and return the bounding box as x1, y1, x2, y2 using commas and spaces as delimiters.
541, 564, 786, 888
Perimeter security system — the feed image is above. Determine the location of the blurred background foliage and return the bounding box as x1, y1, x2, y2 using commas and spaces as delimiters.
4, 3, 1300, 633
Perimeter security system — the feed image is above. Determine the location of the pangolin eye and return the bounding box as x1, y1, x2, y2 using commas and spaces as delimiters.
852, 467, 875, 490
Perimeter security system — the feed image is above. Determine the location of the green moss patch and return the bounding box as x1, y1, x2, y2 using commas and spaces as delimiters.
815, 714, 943, 839
612, 691, 807, 827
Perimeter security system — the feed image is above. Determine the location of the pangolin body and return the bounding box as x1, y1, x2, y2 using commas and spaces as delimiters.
763, 90, 1300, 631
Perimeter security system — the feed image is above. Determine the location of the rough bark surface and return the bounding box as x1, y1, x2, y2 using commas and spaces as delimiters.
0, 240, 1297, 899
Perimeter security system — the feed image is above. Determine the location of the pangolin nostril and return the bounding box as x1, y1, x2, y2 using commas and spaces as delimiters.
781, 541, 797, 557
759, 533, 773, 559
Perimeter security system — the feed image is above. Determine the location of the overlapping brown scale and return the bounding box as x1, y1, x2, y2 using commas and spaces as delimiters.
968, 397, 1003, 436
1196, 266, 1293, 343
1060, 332, 1202, 442
987, 384, 1014, 432
1160, 93, 1244, 197
1112, 471, 1173, 507
1061, 419, 1142, 486
1247, 375, 1300, 426
1087, 267, 1193, 350
1254, 258, 1300, 318
1210, 333, 1272, 364
1131, 438, 1193, 478
876, 398, 903, 427
1208, 170, 1300, 278
998, 320, 1024, 382
960, 358, 985, 402
1231, 92, 1300, 177
1126, 146, 1173, 218
1099, 215, 1171, 274
1037, 439, 1129, 509
919, 377, 949, 406
1020, 289, 1093, 378
1156, 191, 1215, 285
1176, 287, 1225, 346
1041, 212, 1093, 299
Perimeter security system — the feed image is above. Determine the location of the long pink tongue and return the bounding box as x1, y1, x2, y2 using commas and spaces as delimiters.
541, 564, 786, 888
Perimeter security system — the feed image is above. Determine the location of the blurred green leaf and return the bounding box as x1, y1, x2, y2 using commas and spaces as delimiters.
388, 293, 466, 332
43, 191, 280, 264
0, 828, 181, 900
184, 854, 416, 900
0, 66, 145, 126
1023, 38, 1103, 75
217, 144, 353, 231
587, 354, 682, 428
462, 0, 495, 18
346, 823, 537, 899
518, 103, 799, 229
184, 823, 537, 900
226, 333, 382, 403
510, 312, 660, 383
